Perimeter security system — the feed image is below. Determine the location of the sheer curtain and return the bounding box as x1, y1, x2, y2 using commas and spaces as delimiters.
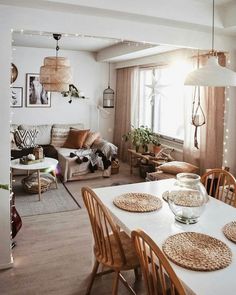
113, 66, 139, 162
183, 53, 226, 174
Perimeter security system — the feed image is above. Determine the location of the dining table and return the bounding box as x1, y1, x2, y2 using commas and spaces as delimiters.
94, 179, 236, 295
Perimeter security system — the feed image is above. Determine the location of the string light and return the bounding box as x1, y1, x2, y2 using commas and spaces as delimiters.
222, 55, 231, 167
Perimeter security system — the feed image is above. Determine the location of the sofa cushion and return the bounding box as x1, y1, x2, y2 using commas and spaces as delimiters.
51, 123, 84, 147
63, 129, 90, 149
157, 161, 199, 175
14, 129, 38, 148
83, 131, 100, 148
19, 124, 52, 145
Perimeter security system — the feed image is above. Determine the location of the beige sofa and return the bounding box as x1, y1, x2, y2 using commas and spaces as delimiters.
11, 123, 118, 182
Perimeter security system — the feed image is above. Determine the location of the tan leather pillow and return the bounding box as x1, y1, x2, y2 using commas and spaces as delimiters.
83, 131, 100, 148
63, 129, 90, 149
157, 161, 199, 175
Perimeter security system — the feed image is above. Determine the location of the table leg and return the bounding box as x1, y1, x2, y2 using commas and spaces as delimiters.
37, 170, 41, 201
52, 170, 58, 189
130, 153, 133, 175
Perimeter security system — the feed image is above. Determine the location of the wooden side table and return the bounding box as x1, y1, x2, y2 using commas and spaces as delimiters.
128, 149, 166, 175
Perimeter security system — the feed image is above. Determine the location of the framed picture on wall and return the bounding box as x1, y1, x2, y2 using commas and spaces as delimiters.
26, 73, 51, 107
11, 87, 23, 108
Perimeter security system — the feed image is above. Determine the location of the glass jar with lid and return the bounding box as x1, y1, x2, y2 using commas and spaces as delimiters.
166, 173, 208, 224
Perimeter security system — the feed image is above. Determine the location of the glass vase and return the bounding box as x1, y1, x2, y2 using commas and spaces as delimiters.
167, 173, 208, 224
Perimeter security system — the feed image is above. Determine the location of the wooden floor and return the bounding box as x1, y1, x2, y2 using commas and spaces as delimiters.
0, 163, 146, 295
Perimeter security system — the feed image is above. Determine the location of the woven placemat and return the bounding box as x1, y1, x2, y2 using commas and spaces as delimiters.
223, 221, 236, 243
113, 193, 162, 212
162, 190, 204, 207
163, 232, 232, 271
162, 191, 169, 202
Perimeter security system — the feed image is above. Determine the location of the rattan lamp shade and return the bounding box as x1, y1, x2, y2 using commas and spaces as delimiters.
40, 56, 72, 92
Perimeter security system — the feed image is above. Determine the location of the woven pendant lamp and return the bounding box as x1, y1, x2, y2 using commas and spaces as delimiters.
40, 34, 72, 92
185, 0, 236, 87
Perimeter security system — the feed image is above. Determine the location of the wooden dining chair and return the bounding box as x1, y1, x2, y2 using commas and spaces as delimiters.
132, 229, 187, 295
81, 187, 140, 295
201, 168, 236, 207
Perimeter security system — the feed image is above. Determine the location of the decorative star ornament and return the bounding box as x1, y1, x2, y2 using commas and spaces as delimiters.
145, 74, 169, 103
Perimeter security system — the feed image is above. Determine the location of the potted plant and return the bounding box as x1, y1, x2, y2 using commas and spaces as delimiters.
123, 126, 153, 153
151, 134, 162, 154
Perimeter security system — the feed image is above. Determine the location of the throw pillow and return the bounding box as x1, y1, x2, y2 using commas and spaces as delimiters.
157, 161, 199, 175
10, 131, 18, 150
14, 129, 38, 148
63, 129, 90, 149
83, 131, 101, 148
51, 123, 84, 147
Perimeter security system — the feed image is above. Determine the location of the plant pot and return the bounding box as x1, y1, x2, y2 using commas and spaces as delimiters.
153, 145, 162, 155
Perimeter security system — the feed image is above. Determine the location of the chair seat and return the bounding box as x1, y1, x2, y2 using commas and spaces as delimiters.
95, 231, 139, 270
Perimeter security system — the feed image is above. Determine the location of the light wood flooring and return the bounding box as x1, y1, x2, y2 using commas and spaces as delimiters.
0, 163, 146, 295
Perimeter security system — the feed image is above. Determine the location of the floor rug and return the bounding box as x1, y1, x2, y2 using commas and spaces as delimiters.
64, 162, 144, 208
14, 177, 80, 217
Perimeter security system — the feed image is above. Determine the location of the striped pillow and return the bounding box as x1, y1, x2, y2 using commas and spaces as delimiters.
14, 129, 38, 148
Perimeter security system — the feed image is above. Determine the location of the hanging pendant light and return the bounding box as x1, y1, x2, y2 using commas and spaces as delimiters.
40, 34, 72, 92
103, 63, 115, 108
185, 0, 236, 87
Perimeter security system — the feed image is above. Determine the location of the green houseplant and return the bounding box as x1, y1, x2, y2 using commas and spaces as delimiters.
123, 126, 153, 152
150, 134, 162, 154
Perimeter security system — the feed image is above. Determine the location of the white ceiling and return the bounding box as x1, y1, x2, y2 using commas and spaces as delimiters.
12, 32, 118, 52
12, 31, 180, 62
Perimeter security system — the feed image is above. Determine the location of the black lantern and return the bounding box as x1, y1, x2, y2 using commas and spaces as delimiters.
103, 63, 115, 108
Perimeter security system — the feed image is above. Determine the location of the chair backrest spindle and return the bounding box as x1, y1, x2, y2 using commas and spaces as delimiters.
132, 230, 187, 295
201, 169, 236, 207
82, 187, 127, 267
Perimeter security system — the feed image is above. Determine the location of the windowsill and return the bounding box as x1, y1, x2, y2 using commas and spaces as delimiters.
159, 135, 183, 153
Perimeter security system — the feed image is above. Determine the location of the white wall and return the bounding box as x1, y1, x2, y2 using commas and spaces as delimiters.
11, 46, 115, 141
0, 27, 13, 270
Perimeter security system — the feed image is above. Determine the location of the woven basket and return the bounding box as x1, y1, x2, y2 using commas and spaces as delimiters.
22, 173, 54, 194
111, 160, 120, 174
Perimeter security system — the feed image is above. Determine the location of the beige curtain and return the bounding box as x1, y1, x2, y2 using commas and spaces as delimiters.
183, 53, 226, 174
113, 67, 139, 162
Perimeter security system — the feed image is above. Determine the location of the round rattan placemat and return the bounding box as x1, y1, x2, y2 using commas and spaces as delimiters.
162, 191, 168, 202
113, 193, 162, 212
163, 190, 203, 207
162, 232, 232, 271
223, 221, 236, 243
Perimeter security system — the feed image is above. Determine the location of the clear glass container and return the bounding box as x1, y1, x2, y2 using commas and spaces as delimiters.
166, 173, 208, 224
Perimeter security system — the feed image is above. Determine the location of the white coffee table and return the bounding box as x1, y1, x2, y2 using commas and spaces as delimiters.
11, 157, 58, 201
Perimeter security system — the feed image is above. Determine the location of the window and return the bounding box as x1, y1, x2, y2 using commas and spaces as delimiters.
139, 62, 192, 141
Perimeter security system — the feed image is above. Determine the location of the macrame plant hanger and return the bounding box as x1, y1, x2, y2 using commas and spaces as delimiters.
192, 51, 206, 149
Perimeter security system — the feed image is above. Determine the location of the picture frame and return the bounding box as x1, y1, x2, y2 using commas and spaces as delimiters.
26, 73, 51, 107
11, 87, 23, 108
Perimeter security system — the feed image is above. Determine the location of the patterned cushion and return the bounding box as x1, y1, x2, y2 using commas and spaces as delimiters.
51, 123, 84, 147
14, 129, 38, 148
19, 124, 52, 145
83, 131, 100, 148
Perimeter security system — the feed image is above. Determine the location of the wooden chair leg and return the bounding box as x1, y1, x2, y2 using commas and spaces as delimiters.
86, 259, 99, 295
112, 271, 120, 295
119, 272, 136, 295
